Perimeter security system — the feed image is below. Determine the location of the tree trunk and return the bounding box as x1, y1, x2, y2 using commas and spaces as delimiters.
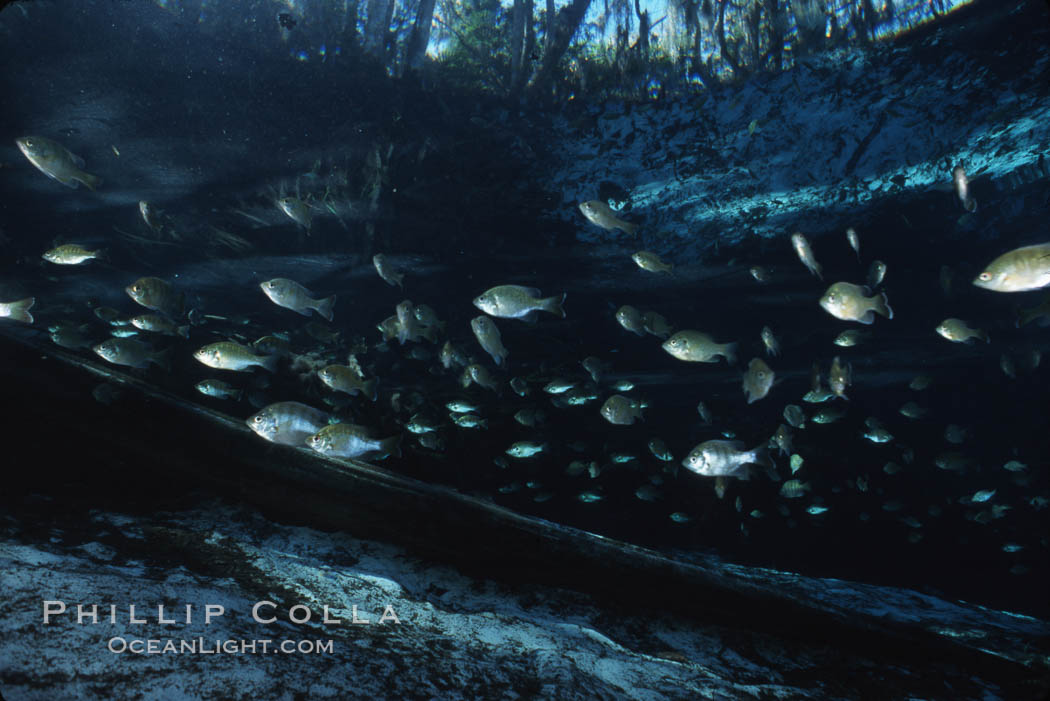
715, 0, 741, 77
511, 0, 536, 98
526, 0, 592, 102
406, 0, 438, 72
510, 0, 527, 90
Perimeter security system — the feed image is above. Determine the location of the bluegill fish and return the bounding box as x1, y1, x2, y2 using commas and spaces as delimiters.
662, 330, 737, 364
973, 243, 1050, 293
579, 200, 638, 235
247, 401, 329, 446
682, 440, 770, 480
600, 394, 645, 425
93, 338, 170, 370
471, 316, 508, 366
473, 285, 565, 320
791, 232, 822, 279
43, 244, 101, 265
194, 341, 278, 372
742, 358, 774, 404
307, 423, 400, 460
318, 365, 378, 400
277, 196, 312, 229
16, 136, 101, 190
373, 254, 404, 288
819, 282, 892, 324
126, 277, 184, 317
260, 278, 335, 321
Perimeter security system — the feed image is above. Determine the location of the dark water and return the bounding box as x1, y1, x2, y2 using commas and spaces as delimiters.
1, 0, 1048, 623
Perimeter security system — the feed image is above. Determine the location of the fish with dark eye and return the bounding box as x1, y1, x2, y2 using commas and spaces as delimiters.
260, 278, 335, 321
867, 260, 886, 288
126, 277, 184, 317
247, 401, 329, 446
972, 243, 1050, 292
819, 282, 892, 324
318, 365, 378, 400
936, 318, 988, 344
760, 326, 779, 356
92, 338, 170, 370
194, 341, 278, 372
600, 394, 645, 425
473, 285, 565, 320
307, 424, 400, 460
42, 244, 101, 265
471, 316, 508, 366
662, 330, 737, 364
615, 305, 646, 336
130, 314, 189, 338
791, 232, 822, 279
631, 251, 673, 274
742, 357, 774, 404
195, 379, 243, 401
829, 356, 851, 399
372, 253, 404, 288
682, 440, 771, 480
578, 200, 638, 235
15, 136, 101, 190
276, 196, 312, 230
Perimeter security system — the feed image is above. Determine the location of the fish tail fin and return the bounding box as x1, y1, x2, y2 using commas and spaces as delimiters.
877, 291, 893, 319
723, 342, 738, 366
543, 293, 567, 318
78, 171, 102, 191
4, 297, 34, 324
395, 273, 405, 289
260, 354, 279, 373
381, 435, 402, 459
316, 295, 336, 322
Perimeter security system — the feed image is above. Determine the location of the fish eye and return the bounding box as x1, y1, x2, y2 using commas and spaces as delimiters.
252, 415, 263, 424
978, 272, 991, 281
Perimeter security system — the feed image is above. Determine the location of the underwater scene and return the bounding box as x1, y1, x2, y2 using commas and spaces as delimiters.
1, 0, 1048, 698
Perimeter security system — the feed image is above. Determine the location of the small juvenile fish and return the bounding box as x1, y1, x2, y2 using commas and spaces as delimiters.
372, 253, 404, 288
779, 480, 811, 498
750, 266, 772, 283
615, 305, 646, 336
600, 394, 645, 425
760, 326, 779, 357
452, 413, 487, 429
834, 330, 870, 347
93, 338, 169, 370
581, 356, 605, 383
867, 260, 887, 288
829, 356, 851, 399
791, 232, 822, 279
696, 401, 713, 424
48, 321, 91, 349
631, 251, 673, 274
509, 377, 529, 397
277, 196, 312, 230
126, 277, 184, 317
260, 278, 335, 321
642, 311, 673, 339
131, 314, 189, 338
139, 201, 162, 230
819, 282, 893, 324
439, 341, 468, 369
972, 243, 1050, 292
579, 200, 637, 235
662, 330, 737, 364
909, 375, 932, 391
647, 438, 673, 462
812, 406, 846, 424
742, 357, 774, 404
952, 164, 977, 213
845, 227, 860, 259
514, 408, 546, 427
307, 423, 400, 460
248, 401, 329, 446
0, 297, 34, 324
506, 441, 546, 458
466, 364, 500, 392
15, 136, 101, 190
471, 316, 509, 366
783, 405, 805, 429
936, 318, 988, 344
318, 365, 378, 400
771, 424, 793, 456
195, 379, 243, 401
194, 341, 278, 372
544, 379, 576, 394
473, 285, 565, 320
42, 244, 101, 265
